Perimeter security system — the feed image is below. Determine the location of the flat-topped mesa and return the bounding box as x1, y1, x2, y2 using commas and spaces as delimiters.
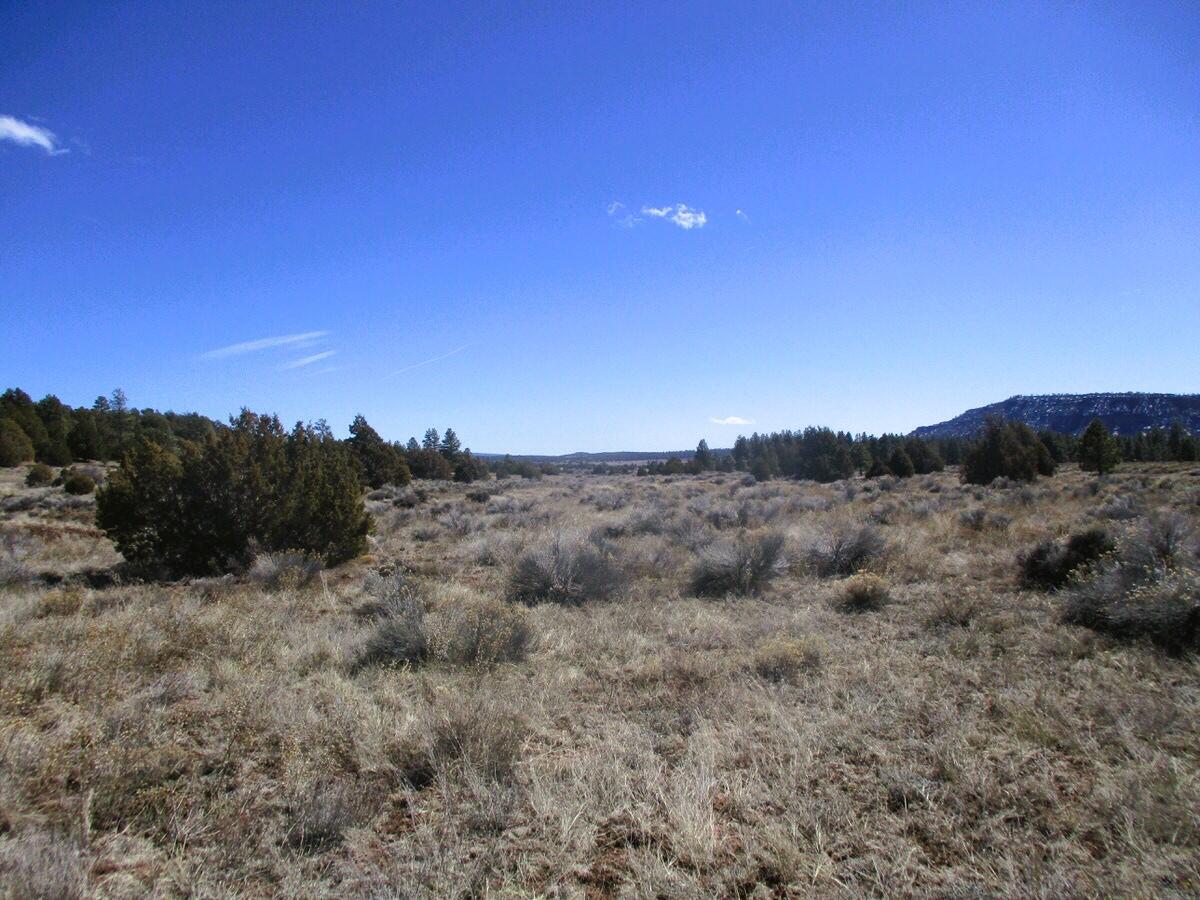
911, 393, 1200, 439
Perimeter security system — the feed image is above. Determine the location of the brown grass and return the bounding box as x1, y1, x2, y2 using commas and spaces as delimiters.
1, 461, 1199, 895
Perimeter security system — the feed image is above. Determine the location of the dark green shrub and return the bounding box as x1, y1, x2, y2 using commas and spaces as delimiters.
961, 418, 1056, 485
1019, 528, 1114, 590
0, 419, 34, 467
887, 448, 915, 479
62, 470, 96, 495
453, 452, 490, 483
96, 412, 370, 577
24, 463, 54, 487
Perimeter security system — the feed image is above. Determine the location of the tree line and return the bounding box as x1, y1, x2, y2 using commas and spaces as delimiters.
0, 386, 498, 484
640, 417, 1195, 485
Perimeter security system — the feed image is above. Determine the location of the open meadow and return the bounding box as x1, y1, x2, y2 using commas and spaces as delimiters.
1, 462, 1198, 897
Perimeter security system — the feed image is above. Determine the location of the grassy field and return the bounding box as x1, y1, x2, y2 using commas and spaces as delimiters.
1, 462, 1198, 897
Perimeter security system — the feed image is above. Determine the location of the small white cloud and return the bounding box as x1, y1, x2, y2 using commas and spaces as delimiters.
0, 115, 64, 155
735, 209, 750, 223
201, 331, 329, 359
710, 416, 755, 426
642, 203, 707, 229
606, 201, 624, 216
282, 350, 337, 370
669, 204, 706, 229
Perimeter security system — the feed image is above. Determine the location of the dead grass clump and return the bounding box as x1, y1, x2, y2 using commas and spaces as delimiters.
36, 588, 86, 618
285, 779, 362, 852
1094, 495, 1140, 521
0, 535, 33, 586
423, 688, 528, 781
689, 531, 787, 597
836, 574, 891, 613
1019, 528, 1114, 590
392, 486, 423, 508
751, 636, 822, 683
925, 590, 981, 629
506, 531, 624, 605
0, 830, 86, 899
467, 532, 524, 567
426, 592, 532, 666
958, 507, 1011, 532
802, 522, 886, 576
247, 550, 323, 591
1141, 510, 1195, 568
355, 572, 428, 668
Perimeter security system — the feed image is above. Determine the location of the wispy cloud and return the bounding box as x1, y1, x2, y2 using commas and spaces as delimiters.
281, 350, 337, 370
387, 343, 473, 378
710, 416, 755, 426
201, 331, 330, 360
642, 203, 707, 229
0, 115, 65, 155
735, 209, 750, 223
608, 201, 709, 230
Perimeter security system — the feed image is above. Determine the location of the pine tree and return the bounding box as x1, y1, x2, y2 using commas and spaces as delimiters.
1078, 418, 1121, 476
694, 439, 713, 471
439, 428, 462, 461
422, 428, 440, 450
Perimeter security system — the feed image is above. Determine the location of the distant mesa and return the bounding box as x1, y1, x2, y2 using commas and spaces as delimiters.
911, 393, 1200, 439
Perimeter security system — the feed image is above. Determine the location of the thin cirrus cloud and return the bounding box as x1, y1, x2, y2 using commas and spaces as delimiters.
200, 331, 330, 360
606, 201, 708, 230
387, 343, 474, 378
710, 416, 755, 426
0, 115, 65, 155
281, 350, 337, 370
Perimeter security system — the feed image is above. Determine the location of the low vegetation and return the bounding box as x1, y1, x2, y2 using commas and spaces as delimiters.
1, 451, 1200, 895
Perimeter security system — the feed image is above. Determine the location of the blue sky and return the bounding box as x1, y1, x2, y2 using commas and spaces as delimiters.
2, 2, 1198, 453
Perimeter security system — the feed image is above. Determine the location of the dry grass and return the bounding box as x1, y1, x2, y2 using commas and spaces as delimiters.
1, 461, 1200, 895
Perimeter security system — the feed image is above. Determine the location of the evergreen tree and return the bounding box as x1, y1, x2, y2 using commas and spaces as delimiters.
348, 414, 410, 487
67, 412, 104, 461
888, 447, 916, 478
422, 428, 440, 450
694, 439, 713, 471
961, 418, 1056, 485
0, 389, 50, 459
1078, 418, 1121, 476
732, 436, 750, 470
439, 427, 462, 461
0, 419, 35, 467
97, 413, 371, 577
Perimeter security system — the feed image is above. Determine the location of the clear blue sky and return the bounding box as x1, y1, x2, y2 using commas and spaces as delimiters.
3, 2, 1198, 453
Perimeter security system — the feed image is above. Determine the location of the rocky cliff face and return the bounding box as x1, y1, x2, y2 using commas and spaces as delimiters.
911, 393, 1200, 438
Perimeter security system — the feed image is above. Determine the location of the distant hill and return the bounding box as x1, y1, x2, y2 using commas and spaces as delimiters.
911, 393, 1200, 439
